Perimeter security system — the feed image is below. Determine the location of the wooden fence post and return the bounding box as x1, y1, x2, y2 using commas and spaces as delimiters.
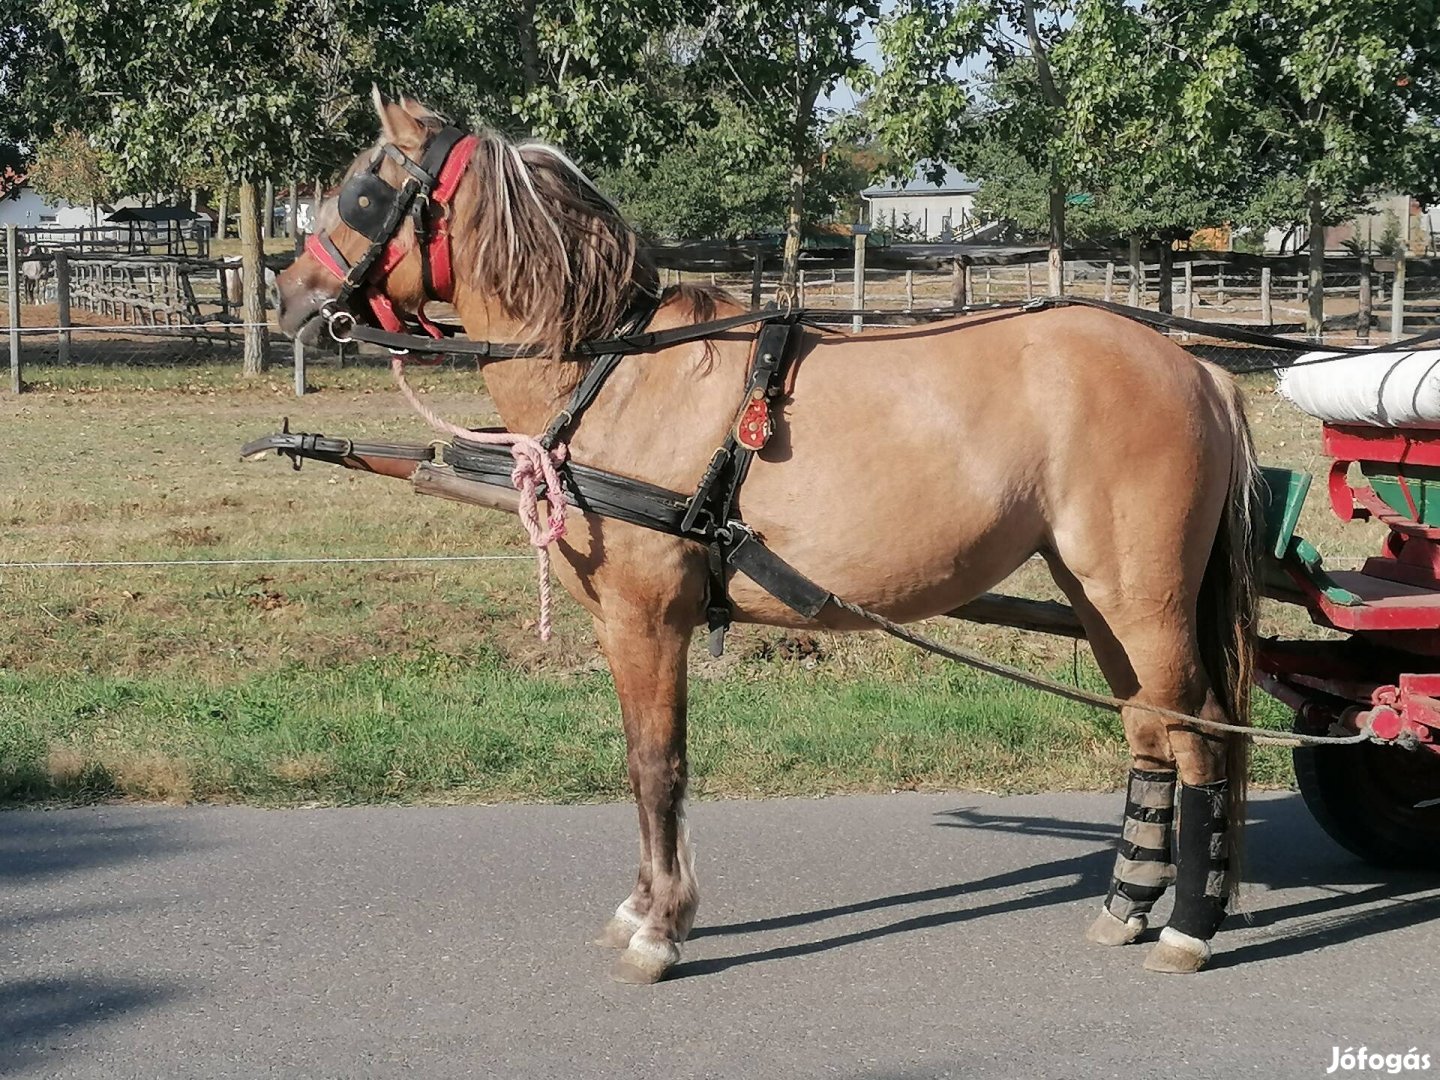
293, 336, 306, 397
1104, 260, 1114, 302
904, 269, 914, 311
1216, 266, 1226, 307
55, 251, 72, 365
985, 268, 993, 302
1260, 265, 1273, 326
1358, 252, 1372, 344
1025, 261, 1034, 300
852, 228, 868, 333
1127, 236, 1141, 307
286, 181, 298, 243
1183, 260, 1193, 318
1392, 252, 1407, 343
798, 269, 807, 307
6, 224, 19, 393
951, 257, 966, 310
750, 249, 763, 309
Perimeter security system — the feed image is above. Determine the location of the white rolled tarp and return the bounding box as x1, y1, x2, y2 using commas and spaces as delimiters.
1277, 349, 1440, 429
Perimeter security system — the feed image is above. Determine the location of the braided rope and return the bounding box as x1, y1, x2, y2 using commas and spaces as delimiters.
391, 355, 567, 640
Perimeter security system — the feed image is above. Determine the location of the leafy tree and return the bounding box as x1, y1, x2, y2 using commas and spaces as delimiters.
1157, 0, 1440, 336
391, 0, 708, 170
694, 1, 880, 288
0, 0, 100, 151
874, 0, 1076, 292
26, 129, 117, 220
874, 0, 1256, 301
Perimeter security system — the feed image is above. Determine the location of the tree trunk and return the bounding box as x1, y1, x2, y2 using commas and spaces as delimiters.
217, 188, 229, 240
780, 160, 806, 290
1307, 186, 1325, 342
239, 181, 269, 375
1047, 185, 1065, 295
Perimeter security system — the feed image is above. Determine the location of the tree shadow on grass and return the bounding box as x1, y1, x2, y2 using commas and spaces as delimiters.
676, 793, 1440, 980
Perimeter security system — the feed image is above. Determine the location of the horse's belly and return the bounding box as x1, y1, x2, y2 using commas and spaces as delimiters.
728, 477, 1044, 627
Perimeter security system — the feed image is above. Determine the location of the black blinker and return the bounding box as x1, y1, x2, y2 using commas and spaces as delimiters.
338, 172, 399, 241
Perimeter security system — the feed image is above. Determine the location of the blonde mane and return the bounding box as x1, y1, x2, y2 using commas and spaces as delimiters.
451, 130, 659, 358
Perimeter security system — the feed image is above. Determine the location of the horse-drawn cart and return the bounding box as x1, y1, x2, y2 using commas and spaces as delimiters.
1257, 421, 1440, 869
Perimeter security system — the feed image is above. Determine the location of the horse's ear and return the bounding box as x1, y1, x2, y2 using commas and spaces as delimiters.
372, 85, 424, 148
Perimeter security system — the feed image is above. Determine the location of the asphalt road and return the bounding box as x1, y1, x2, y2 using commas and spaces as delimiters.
4, 792, 1438, 1080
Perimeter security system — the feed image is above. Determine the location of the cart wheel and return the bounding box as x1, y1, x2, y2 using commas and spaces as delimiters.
1293, 737, 1440, 871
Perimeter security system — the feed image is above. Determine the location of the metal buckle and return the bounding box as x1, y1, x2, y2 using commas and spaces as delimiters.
325, 307, 357, 343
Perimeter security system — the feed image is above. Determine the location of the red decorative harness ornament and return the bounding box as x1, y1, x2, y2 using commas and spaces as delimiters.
735, 389, 772, 450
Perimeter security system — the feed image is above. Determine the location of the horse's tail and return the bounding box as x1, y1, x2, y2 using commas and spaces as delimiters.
1197, 366, 1262, 902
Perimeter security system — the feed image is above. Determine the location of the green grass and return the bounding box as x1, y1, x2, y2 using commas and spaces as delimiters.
0, 649, 1296, 805
0, 364, 1365, 805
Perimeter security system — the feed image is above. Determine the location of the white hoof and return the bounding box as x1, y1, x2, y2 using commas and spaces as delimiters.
611, 933, 680, 985
1144, 926, 1213, 974
1085, 908, 1146, 947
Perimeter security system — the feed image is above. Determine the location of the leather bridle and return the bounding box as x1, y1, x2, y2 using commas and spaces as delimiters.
306, 126, 478, 346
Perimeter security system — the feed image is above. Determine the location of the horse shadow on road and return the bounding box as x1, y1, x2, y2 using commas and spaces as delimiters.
0, 811, 198, 1074
675, 794, 1440, 980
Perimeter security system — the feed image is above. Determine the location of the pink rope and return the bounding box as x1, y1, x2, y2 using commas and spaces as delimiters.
390, 355, 567, 641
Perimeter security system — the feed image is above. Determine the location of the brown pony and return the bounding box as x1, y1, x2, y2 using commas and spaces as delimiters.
277, 95, 1259, 982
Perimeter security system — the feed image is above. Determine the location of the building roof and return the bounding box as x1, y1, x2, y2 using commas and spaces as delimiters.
106, 205, 202, 224
861, 166, 979, 198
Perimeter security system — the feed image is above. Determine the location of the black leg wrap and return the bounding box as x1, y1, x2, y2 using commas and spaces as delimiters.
1167, 779, 1230, 940
1103, 768, 1175, 923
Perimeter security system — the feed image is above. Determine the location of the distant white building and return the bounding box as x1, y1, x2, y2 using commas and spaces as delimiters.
0, 184, 97, 229
861, 167, 982, 241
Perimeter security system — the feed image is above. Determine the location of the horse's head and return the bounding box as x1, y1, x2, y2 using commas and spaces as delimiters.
277, 90, 656, 357
276, 90, 441, 343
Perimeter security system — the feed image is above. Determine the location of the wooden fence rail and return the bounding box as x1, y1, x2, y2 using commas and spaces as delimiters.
8, 241, 1440, 395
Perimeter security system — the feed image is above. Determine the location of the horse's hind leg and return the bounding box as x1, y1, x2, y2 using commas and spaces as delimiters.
1045, 556, 1235, 972
593, 611, 698, 984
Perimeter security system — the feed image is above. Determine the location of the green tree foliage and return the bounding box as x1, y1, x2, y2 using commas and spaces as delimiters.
1157, 0, 1440, 334
0, 0, 99, 150
693, 1, 880, 284
25, 129, 117, 211
597, 97, 870, 240
394, 0, 709, 170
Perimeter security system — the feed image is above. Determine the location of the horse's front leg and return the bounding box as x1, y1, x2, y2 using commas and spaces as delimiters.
595, 609, 698, 984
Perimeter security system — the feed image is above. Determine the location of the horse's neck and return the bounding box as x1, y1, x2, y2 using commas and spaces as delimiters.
453, 293, 585, 434
458, 287, 755, 489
